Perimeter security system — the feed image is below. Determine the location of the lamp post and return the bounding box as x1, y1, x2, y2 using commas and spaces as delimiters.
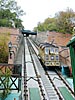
8, 41, 12, 52
8, 41, 12, 59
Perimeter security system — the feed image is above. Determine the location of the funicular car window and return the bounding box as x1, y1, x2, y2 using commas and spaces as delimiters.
56, 55, 59, 60
55, 48, 58, 54
45, 47, 49, 54
50, 47, 54, 53
51, 55, 54, 60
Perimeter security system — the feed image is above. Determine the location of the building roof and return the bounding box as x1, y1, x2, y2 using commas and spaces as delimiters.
39, 42, 58, 48
47, 32, 72, 46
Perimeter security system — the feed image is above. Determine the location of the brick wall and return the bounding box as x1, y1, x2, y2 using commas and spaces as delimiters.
0, 27, 20, 64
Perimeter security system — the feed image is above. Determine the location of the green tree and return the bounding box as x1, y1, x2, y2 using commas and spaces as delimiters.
34, 18, 57, 32
43, 18, 57, 31
0, 0, 25, 28
34, 8, 75, 34
55, 8, 75, 33
0, 0, 25, 17
37, 22, 45, 31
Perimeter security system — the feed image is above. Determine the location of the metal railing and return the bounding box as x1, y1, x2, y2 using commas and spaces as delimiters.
0, 64, 22, 92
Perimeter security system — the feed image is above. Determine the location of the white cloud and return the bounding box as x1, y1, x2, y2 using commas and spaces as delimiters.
16, 0, 75, 30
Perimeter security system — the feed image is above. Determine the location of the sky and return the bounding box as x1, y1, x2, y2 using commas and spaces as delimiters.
16, 0, 75, 30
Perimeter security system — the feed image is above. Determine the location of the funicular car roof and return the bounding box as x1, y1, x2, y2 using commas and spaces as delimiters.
39, 42, 58, 49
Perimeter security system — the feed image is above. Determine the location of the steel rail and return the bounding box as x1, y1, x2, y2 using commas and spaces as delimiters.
29, 37, 75, 100
27, 38, 62, 100
27, 38, 46, 100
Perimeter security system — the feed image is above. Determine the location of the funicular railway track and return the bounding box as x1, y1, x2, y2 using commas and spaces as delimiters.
45, 69, 75, 100
27, 37, 75, 100
26, 38, 62, 100
26, 37, 46, 100
30, 37, 75, 96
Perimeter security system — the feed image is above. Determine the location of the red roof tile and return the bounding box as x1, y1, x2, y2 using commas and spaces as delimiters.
47, 32, 72, 46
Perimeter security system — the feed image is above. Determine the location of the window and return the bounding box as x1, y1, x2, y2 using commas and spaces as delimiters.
55, 48, 58, 54
56, 55, 59, 60
45, 47, 49, 54
45, 55, 49, 60
50, 55, 54, 60
50, 47, 54, 53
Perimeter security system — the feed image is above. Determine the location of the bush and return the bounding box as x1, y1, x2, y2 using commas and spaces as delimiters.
0, 33, 10, 63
